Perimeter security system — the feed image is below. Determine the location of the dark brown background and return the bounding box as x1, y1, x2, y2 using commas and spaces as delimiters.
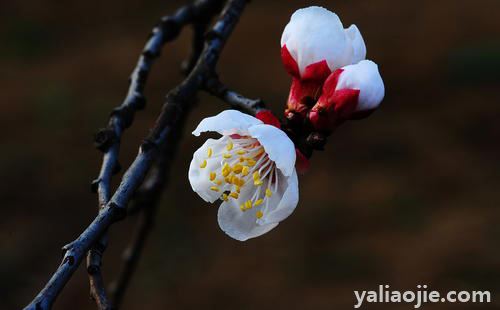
1, 0, 500, 309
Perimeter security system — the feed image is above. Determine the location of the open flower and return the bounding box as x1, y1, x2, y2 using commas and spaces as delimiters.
188, 110, 298, 241
280, 6, 366, 122
309, 60, 385, 131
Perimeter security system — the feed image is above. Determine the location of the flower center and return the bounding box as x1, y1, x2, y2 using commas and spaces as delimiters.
200, 136, 279, 219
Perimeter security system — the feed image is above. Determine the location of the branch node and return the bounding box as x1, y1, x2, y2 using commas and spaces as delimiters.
94, 128, 116, 152
110, 106, 135, 129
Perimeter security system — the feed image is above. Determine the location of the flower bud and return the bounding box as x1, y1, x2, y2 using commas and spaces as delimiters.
309, 60, 385, 131
281, 6, 366, 122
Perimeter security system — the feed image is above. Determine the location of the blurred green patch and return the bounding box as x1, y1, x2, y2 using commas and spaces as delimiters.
32, 82, 74, 130
447, 42, 500, 85
0, 18, 55, 61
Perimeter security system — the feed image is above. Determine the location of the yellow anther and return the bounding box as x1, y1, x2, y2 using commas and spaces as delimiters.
254, 179, 263, 186
242, 166, 249, 176
253, 171, 261, 181
226, 140, 233, 151
256, 211, 263, 219
238, 178, 245, 187
265, 188, 273, 197
215, 179, 222, 186
200, 160, 207, 168
207, 147, 213, 158
247, 159, 256, 166
225, 176, 232, 184
210, 186, 219, 192
239, 157, 245, 162
232, 164, 243, 174
254, 199, 264, 206
209, 172, 216, 181
223, 153, 232, 159
236, 150, 246, 155
222, 193, 228, 201
235, 186, 241, 193
240, 205, 246, 211
222, 163, 231, 177
229, 192, 239, 199
245, 200, 252, 210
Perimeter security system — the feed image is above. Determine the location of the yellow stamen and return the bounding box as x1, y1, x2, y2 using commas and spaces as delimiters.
222, 193, 228, 201
236, 150, 246, 155
207, 147, 213, 158
232, 164, 243, 174
253, 171, 260, 181
256, 211, 263, 219
223, 153, 232, 159
200, 160, 207, 168
254, 179, 263, 186
222, 163, 231, 177
209, 172, 216, 181
240, 205, 246, 211
254, 199, 264, 206
210, 186, 219, 192
225, 176, 232, 184
265, 188, 273, 197
242, 166, 249, 176
215, 179, 222, 186
226, 140, 233, 151
245, 200, 252, 210
235, 186, 241, 193
229, 192, 239, 199
247, 159, 256, 166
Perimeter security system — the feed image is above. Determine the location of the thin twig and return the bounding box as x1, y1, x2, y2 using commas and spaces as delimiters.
25, 1, 249, 309
204, 76, 266, 115
110, 104, 190, 308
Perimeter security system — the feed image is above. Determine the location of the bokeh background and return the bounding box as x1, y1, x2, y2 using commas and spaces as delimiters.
2, 0, 500, 309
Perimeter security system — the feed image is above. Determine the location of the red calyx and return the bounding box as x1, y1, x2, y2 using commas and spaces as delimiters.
295, 148, 310, 174
281, 45, 331, 123
308, 69, 361, 131
256, 110, 281, 128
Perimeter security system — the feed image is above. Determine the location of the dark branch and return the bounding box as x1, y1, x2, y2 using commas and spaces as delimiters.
87, 2, 223, 309
25, 1, 249, 309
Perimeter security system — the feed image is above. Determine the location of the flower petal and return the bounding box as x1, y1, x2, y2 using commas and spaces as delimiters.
188, 137, 229, 203
217, 169, 299, 241
336, 60, 385, 111
259, 169, 299, 225
280, 6, 361, 77
192, 110, 262, 137
345, 24, 366, 65
247, 124, 296, 177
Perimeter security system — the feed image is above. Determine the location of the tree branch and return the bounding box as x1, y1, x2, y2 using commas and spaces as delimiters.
204, 76, 266, 115
87, 2, 224, 309
25, 1, 249, 309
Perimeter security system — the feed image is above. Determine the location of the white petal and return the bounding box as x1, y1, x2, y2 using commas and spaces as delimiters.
259, 169, 299, 225
336, 60, 385, 111
192, 110, 262, 137
217, 169, 299, 241
280, 6, 361, 76
188, 137, 228, 203
247, 124, 296, 177
345, 24, 366, 64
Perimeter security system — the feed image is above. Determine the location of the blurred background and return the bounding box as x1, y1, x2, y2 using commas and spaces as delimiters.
1, 0, 500, 309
